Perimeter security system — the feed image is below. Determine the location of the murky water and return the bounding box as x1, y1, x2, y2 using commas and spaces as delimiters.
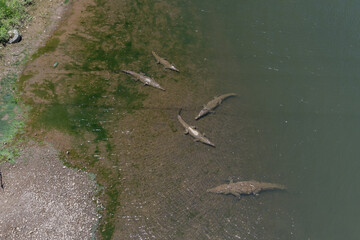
17, 0, 360, 239
196, 0, 360, 239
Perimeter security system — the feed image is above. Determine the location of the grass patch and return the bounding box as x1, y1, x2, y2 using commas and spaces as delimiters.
0, 73, 25, 163
0, 0, 33, 44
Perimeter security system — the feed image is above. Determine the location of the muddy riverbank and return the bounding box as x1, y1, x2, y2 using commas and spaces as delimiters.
2, 0, 295, 239
18, 0, 216, 238
0, 0, 100, 239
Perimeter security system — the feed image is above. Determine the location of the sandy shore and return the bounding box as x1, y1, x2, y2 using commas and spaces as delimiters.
0, 0, 99, 239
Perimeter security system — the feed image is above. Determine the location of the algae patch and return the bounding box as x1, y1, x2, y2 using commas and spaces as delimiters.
0, 73, 25, 162
31, 38, 60, 60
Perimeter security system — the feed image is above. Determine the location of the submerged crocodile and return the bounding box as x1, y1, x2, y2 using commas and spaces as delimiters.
121, 70, 165, 91
152, 51, 179, 72
195, 93, 236, 120
177, 109, 215, 147
207, 180, 286, 198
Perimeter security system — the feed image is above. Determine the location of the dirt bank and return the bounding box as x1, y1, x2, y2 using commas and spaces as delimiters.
0, 0, 100, 239
0, 142, 99, 239
0, 0, 69, 80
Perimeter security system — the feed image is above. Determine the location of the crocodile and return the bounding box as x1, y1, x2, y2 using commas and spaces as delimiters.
207, 180, 286, 198
177, 109, 215, 147
121, 70, 165, 91
195, 93, 237, 120
152, 51, 179, 72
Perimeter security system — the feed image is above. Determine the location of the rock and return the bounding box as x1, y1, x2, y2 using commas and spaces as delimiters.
8, 30, 22, 44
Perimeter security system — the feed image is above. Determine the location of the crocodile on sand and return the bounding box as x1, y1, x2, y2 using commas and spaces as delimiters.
195, 93, 236, 120
152, 51, 179, 72
177, 109, 215, 147
120, 70, 165, 91
207, 180, 286, 198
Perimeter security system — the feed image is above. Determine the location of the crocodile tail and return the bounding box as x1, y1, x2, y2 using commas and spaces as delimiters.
119, 70, 129, 74
178, 108, 183, 116
267, 183, 286, 190
222, 93, 237, 99
276, 184, 286, 190
152, 51, 159, 59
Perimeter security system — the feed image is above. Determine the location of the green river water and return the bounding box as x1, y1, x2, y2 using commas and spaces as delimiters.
1, 0, 359, 239
199, 1, 360, 239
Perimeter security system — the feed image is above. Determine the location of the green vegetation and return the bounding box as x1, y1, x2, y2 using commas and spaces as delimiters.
18, 72, 34, 92
0, 0, 33, 161
0, 73, 25, 163
31, 37, 60, 60
0, 0, 33, 44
